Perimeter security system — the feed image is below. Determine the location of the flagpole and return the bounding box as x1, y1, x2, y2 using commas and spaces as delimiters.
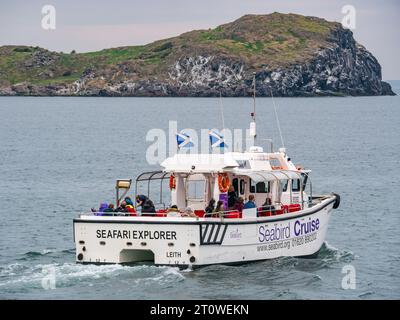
219, 91, 225, 131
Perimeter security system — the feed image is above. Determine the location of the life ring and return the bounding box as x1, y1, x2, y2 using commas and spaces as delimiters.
169, 175, 176, 190
218, 173, 230, 193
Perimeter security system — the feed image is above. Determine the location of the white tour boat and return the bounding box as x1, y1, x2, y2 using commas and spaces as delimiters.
73, 131, 340, 268
73, 81, 340, 268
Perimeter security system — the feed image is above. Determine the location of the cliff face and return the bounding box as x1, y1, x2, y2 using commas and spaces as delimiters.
0, 13, 394, 97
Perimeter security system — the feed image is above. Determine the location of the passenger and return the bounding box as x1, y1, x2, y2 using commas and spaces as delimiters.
227, 186, 238, 209
125, 203, 136, 214
167, 205, 181, 217
103, 203, 115, 213
136, 195, 156, 213
167, 205, 179, 212
101, 203, 115, 216
181, 207, 196, 218
205, 199, 216, 214
116, 201, 128, 213
124, 197, 134, 207
213, 200, 225, 217
261, 198, 276, 212
233, 197, 244, 213
91, 202, 108, 214
243, 195, 256, 209
99, 202, 108, 212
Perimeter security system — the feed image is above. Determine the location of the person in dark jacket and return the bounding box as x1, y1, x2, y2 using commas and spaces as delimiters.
116, 201, 128, 213
102, 203, 115, 216
205, 199, 216, 214
136, 195, 156, 213
213, 200, 225, 218
261, 198, 276, 212
227, 186, 238, 209
214, 200, 224, 213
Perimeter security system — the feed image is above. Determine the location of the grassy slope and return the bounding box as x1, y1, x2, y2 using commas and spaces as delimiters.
0, 13, 337, 86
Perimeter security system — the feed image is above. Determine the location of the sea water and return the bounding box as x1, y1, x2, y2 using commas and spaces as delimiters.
0, 82, 399, 299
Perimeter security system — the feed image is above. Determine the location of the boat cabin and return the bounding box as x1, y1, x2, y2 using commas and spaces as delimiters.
128, 147, 312, 218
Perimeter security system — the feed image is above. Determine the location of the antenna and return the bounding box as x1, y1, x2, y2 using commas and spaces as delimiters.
249, 72, 257, 147
219, 91, 226, 153
252, 72, 256, 122
270, 90, 285, 149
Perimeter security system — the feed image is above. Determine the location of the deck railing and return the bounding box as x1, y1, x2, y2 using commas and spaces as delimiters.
84, 202, 308, 219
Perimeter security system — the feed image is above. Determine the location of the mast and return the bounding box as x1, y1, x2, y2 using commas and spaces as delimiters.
249, 72, 257, 146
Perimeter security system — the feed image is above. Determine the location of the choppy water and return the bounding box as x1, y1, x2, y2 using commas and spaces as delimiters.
1, 82, 399, 299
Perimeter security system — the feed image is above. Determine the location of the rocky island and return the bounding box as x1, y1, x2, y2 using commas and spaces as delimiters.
0, 13, 395, 97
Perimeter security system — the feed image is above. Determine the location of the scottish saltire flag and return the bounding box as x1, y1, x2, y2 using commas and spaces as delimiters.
176, 132, 194, 148
209, 130, 227, 148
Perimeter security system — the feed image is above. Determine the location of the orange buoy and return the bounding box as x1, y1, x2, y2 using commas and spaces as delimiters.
169, 174, 176, 190
218, 173, 230, 193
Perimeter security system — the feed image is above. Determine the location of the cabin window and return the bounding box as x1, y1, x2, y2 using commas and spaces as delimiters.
187, 179, 205, 200
250, 179, 270, 193
232, 178, 239, 194
237, 160, 250, 169
270, 158, 282, 168
281, 180, 288, 192
301, 174, 308, 191
239, 179, 245, 195
292, 179, 301, 192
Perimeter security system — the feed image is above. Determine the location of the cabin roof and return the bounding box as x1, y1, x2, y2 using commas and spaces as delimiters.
160, 151, 307, 174
160, 153, 239, 172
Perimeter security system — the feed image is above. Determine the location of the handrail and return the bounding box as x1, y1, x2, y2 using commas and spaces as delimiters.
203, 209, 240, 218
82, 200, 318, 219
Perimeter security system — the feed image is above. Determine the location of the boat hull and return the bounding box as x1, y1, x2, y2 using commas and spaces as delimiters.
73, 196, 336, 267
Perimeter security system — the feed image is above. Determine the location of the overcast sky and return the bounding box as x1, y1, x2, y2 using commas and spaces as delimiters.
0, 0, 399, 79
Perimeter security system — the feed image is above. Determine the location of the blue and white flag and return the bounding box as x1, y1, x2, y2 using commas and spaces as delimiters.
176, 132, 194, 148
209, 130, 227, 148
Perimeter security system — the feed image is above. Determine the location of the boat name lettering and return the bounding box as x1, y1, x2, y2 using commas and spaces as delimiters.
258, 217, 320, 242
166, 251, 181, 258
96, 229, 177, 240
293, 218, 319, 237
258, 223, 291, 242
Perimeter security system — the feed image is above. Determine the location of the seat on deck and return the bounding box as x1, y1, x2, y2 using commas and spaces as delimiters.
156, 209, 167, 217
194, 210, 205, 217
225, 210, 241, 219
288, 204, 301, 213
257, 208, 271, 217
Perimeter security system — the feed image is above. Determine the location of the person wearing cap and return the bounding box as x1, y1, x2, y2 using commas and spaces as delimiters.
167, 205, 180, 217
124, 197, 134, 206
136, 194, 156, 213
